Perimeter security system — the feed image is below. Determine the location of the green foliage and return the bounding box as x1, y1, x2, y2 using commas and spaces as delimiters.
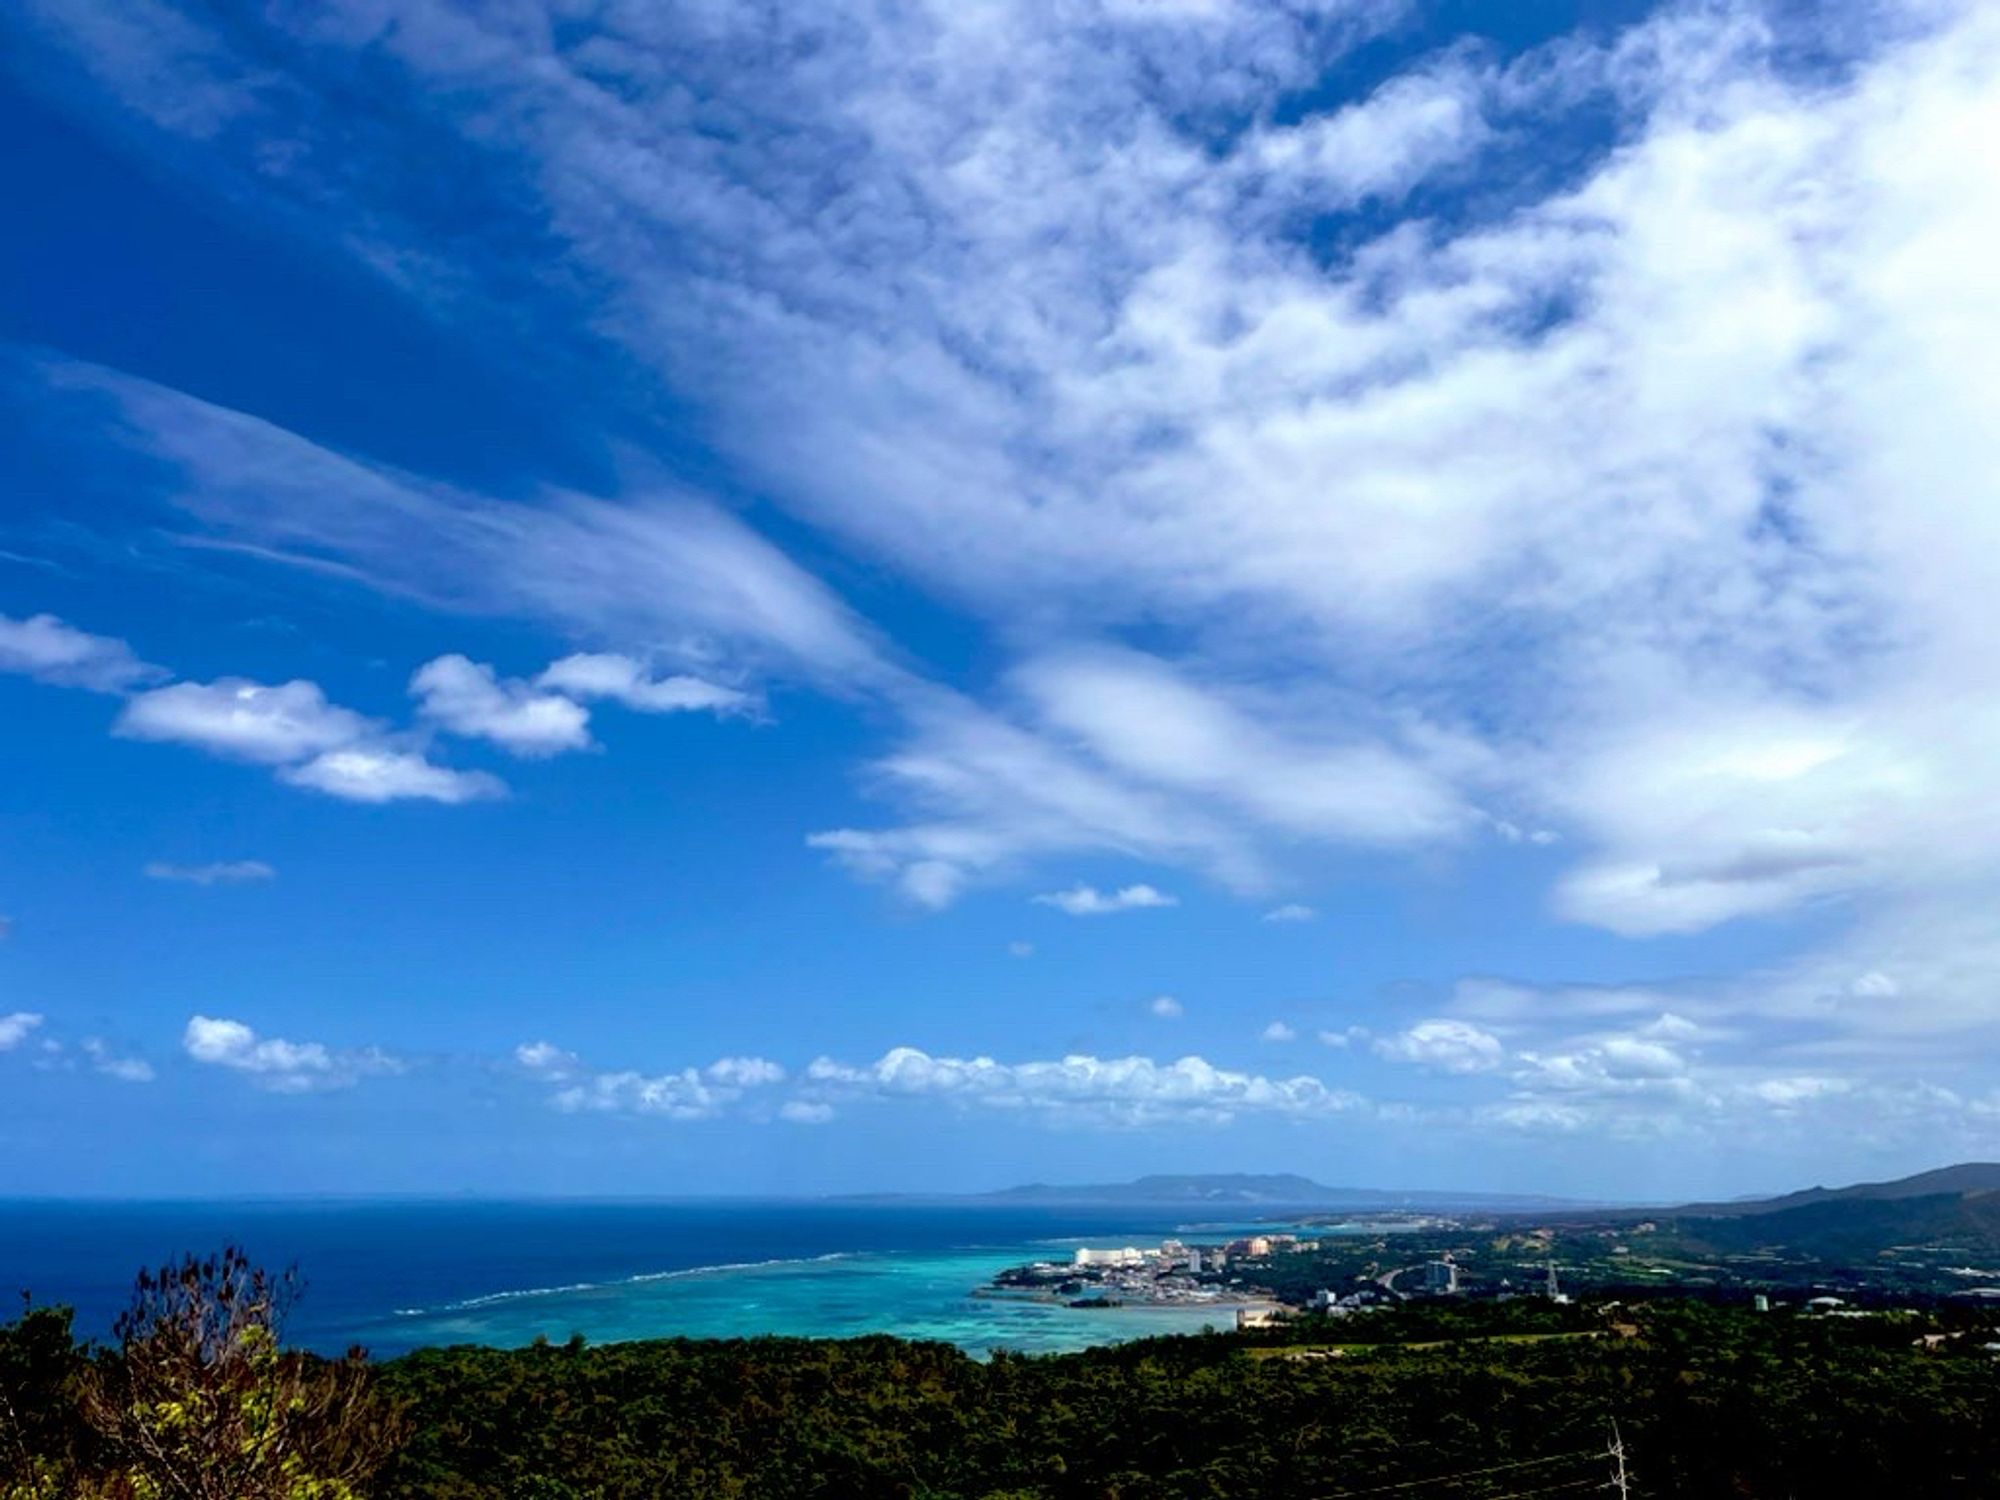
1, 1250, 405, 1500
1, 1300, 86, 1475
373, 1301, 2000, 1499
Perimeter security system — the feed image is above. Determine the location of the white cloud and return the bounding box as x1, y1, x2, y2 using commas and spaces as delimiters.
1015, 651, 1468, 849
1375, 1018, 1505, 1074
116, 678, 369, 764
18, 0, 2000, 1153
0, 1012, 45, 1051
1007, 940, 1035, 958
82, 1039, 154, 1083
1148, 994, 1184, 1018
1318, 1026, 1366, 1049
522, 1044, 788, 1119
182, 1014, 400, 1092
803, 1046, 1366, 1127
0, 600, 504, 807
1263, 904, 1316, 923
42, 358, 891, 694
411, 654, 592, 758
707, 1056, 788, 1088
538, 653, 756, 717
897, 860, 968, 910
779, 1100, 835, 1125
279, 747, 503, 804
515, 1040, 580, 1075
1034, 883, 1179, 916
143, 859, 275, 886
1260, 1020, 1297, 1042
110, 674, 501, 803
0, 613, 162, 692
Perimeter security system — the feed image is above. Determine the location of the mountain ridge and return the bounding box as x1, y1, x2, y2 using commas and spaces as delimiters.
1670, 1162, 2000, 1218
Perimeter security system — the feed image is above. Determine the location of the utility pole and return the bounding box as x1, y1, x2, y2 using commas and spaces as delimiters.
1608, 1420, 1631, 1499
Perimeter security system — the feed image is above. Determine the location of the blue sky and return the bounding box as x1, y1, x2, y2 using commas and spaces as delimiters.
3, 0, 1998, 1200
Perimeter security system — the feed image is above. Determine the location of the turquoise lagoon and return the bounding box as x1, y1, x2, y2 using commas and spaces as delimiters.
3, 1200, 1360, 1358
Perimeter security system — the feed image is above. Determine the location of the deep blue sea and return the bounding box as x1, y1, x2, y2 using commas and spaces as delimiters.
0, 1200, 1302, 1358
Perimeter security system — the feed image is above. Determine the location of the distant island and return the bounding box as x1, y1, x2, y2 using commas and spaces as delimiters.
846, 1171, 1592, 1211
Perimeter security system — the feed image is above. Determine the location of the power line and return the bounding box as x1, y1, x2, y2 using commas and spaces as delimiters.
1483, 1479, 1611, 1500
1312, 1449, 1605, 1499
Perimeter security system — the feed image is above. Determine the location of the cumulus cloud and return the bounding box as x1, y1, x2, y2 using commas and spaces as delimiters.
1263, 904, 1317, 924
116, 678, 368, 764
0, 1012, 45, 1051
114, 675, 499, 803
0, 613, 162, 692
411, 654, 592, 758
1148, 994, 1184, 1018
518, 1041, 788, 1119
0, 602, 503, 807
1261, 1020, 1298, 1042
1033, 883, 1178, 916
143, 859, 275, 886
279, 747, 502, 804
182, 1015, 400, 1092
538, 653, 756, 717
515, 1040, 580, 1075
1375, 1018, 1505, 1074
802, 1046, 1365, 1126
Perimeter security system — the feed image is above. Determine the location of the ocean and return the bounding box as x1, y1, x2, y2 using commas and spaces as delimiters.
0, 1199, 1294, 1358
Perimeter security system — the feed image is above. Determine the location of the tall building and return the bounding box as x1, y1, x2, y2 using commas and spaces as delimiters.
1424, 1259, 1459, 1294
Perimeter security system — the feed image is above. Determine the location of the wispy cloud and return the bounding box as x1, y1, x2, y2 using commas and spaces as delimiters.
0, 613, 162, 692
538, 653, 756, 718
143, 859, 275, 886
82, 1038, 154, 1083
1263, 904, 1316, 924
10, 0, 2000, 1163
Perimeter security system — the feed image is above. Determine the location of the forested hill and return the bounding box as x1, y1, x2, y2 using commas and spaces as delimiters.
1673, 1161, 2000, 1217
1655, 1189, 2000, 1260
1579, 1162, 2000, 1264
367, 1302, 2000, 1497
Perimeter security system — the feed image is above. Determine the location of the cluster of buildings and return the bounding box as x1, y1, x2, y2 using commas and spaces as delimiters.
992, 1234, 1324, 1310
1066, 1233, 1320, 1277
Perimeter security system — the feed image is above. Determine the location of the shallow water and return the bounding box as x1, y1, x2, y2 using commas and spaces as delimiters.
0, 1199, 1299, 1357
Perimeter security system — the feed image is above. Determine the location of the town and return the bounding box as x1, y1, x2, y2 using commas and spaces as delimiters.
978, 1189, 2000, 1331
